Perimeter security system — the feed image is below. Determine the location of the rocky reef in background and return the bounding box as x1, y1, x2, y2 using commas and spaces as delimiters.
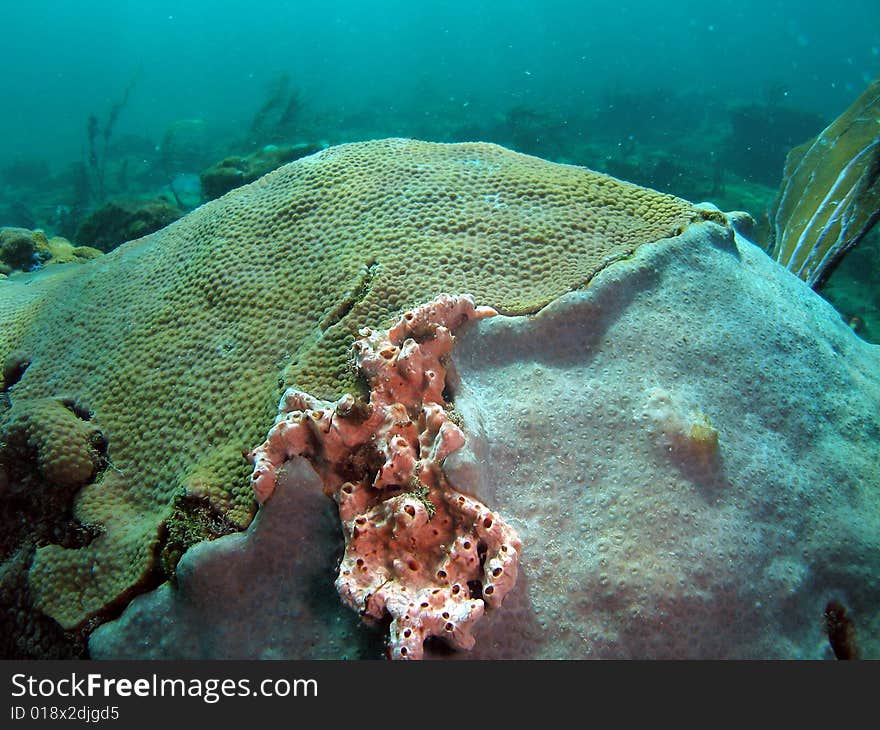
73, 197, 182, 253
5, 77, 878, 352
820, 228, 880, 343
0, 227, 101, 276
199, 143, 322, 201
0, 82, 824, 249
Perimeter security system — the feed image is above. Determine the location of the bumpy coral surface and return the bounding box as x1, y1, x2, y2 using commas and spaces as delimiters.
250, 294, 521, 659
0, 139, 702, 634
445, 222, 880, 658
2, 397, 104, 489
91, 221, 880, 660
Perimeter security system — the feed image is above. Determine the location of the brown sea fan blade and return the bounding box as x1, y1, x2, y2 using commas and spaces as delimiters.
770, 77, 880, 288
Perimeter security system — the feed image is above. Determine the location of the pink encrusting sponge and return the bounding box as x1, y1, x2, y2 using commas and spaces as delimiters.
249, 293, 522, 659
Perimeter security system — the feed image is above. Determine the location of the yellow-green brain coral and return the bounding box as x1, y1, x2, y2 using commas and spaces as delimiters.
0, 139, 708, 632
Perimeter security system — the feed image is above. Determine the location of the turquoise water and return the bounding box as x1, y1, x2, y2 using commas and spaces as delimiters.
2, 1, 880, 663
1, 0, 877, 168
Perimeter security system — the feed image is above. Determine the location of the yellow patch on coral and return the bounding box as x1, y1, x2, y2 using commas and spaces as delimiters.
689, 413, 719, 449
34, 232, 103, 265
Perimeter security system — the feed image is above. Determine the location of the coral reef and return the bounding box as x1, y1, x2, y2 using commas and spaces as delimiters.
34, 233, 103, 267
770, 76, 880, 288
90, 459, 381, 659
0, 228, 39, 273
0, 139, 703, 637
0, 228, 101, 274
74, 196, 182, 252
0, 393, 106, 555
199, 143, 321, 200
1, 397, 105, 489
249, 294, 520, 659
0, 394, 105, 658
89, 221, 880, 659
0, 545, 86, 659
